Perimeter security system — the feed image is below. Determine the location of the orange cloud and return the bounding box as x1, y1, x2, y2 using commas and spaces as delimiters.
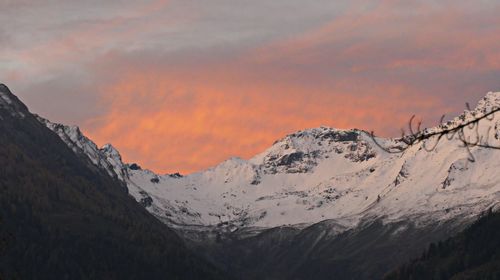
82, 59, 442, 174
7, 1, 500, 174
79, 2, 500, 174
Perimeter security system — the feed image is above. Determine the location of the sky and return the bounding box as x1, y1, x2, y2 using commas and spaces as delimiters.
1, 0, 500, 174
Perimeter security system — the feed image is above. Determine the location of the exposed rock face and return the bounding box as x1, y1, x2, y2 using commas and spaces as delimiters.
256, 127, 377, 174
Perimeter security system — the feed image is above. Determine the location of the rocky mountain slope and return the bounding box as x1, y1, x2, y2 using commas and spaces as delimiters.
0, 84, 225, 279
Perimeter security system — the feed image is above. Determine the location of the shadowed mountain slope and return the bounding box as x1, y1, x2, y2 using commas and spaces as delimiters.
0, 84, 225, 279
385, 210, 500, 280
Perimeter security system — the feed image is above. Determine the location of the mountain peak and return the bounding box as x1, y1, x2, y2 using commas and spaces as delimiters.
0, 83, 9, 93
0, 83, 29, 119
101, 143, 121, 158
250, 126, 375, 173
475, 91, 500, 112
38, 116, 128, 181
427, 91, 500, 136
282, 126, 363, 142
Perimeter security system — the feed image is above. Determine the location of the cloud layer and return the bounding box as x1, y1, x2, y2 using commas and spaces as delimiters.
1, 0, 500, 173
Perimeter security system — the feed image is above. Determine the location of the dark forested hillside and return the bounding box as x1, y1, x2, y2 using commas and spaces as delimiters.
191, 218, 459, 280
385, 209, 500, 280
0, 84, 224, 280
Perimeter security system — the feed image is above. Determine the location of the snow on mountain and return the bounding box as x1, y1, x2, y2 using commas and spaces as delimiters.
38, 116, 128, 181
37, 91, 500, 233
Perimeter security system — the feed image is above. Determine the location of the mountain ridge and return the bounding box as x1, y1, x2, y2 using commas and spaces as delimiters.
3, 82, 500, 279
26, 83, 500, 234
0, 83, 226, 279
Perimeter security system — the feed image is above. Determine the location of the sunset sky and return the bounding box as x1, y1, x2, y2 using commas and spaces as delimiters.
1, 0, 500, 174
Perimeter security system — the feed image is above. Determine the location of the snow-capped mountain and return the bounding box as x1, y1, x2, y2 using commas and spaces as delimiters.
40, 91, 500, 234
5, 82, 500, 279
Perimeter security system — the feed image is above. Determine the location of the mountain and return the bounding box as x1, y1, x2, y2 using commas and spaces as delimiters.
385, 209, 500, 279
43, 91, 500, 231
0, 84, 226, 279
33, 85, 500, 279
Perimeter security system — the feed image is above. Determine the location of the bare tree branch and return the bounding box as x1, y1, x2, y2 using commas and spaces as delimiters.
369, 105, 500, 161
